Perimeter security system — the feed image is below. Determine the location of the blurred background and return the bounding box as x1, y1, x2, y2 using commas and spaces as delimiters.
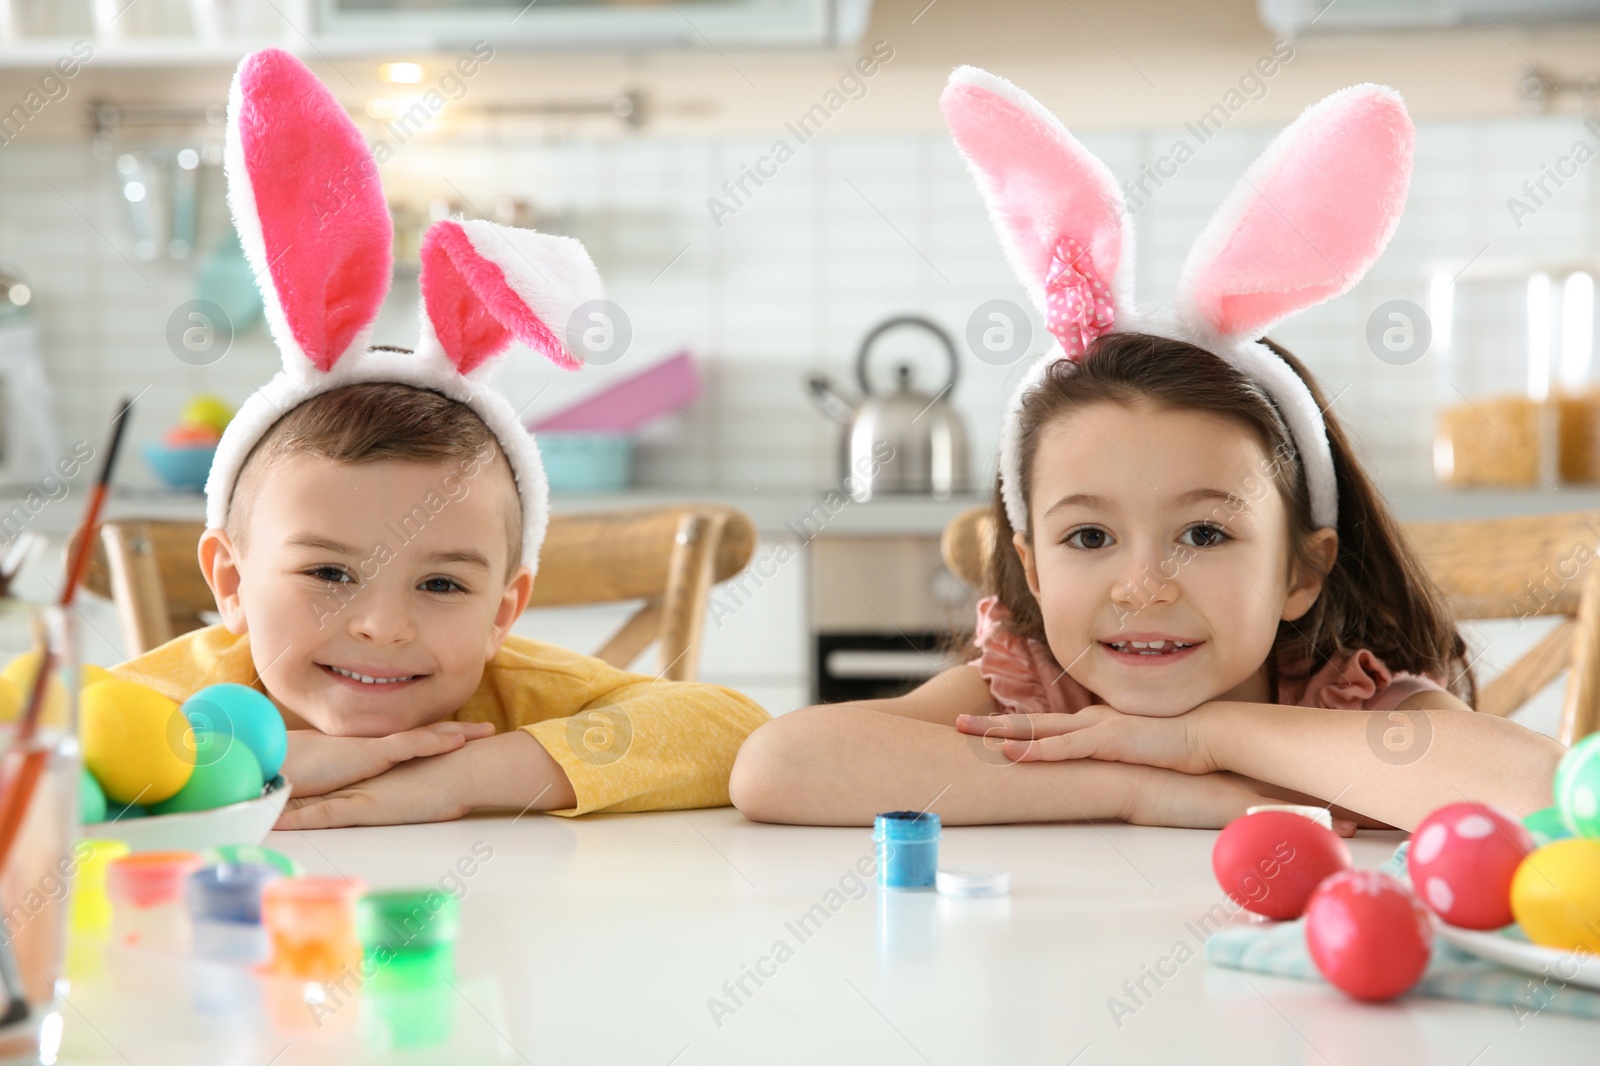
0, 0, 1597, 729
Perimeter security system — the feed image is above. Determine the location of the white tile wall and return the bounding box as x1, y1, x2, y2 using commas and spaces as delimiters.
2, 114, 1598, 500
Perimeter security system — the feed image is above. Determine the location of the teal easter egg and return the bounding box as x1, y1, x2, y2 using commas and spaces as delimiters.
148, 733, 264, 815
103, 801, 147, 821
181, 683, 286, 780
1556, 734, 1600, 837
79, 766, 106, 825
1525, 805, 1573, 847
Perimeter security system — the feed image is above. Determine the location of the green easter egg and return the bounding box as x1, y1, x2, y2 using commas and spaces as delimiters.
149, 732, 263, 815
1524, 805, 1573, 847
79, 766, 106, 825
1556, 733, 1600, 837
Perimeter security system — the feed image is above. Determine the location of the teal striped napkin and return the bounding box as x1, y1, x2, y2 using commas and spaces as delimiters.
1203, 841, 1600, 1018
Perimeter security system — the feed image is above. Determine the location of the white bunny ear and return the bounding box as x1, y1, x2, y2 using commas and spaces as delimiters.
941, 65, 1132, 356
224, 48, 392, 376
418, 219, 601, 375
1177, 84, 1414, 340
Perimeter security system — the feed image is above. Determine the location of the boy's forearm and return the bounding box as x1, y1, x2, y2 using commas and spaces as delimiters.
450, 730, 577, 813
1202, 701, 1563, 830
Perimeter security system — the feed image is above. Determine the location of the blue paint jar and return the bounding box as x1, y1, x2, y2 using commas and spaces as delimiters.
873, 811, 940, 889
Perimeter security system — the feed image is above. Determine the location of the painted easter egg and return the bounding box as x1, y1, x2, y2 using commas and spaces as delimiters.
1524, 806, 1572, 848
79, 766, 106, 825
181, 683, 286, 779
1407, 802, 1532, 929
1305, 870, 1432, 1001
148, 733, 263, 815
1555, 733, 1600, 838
1212, 810, 1353, 920
1, 652, 66, 727
1510, 839, 1600, 953
79, 680, 193, 805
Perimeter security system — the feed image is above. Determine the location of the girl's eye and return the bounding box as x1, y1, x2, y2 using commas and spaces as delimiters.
305, 565, 354, 585
419, 576, 467, 595
1063, 527, 1112, 550
1181, 523, 1230, 549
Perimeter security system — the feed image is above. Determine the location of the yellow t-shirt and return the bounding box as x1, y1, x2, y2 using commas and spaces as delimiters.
111, 625, 770, 817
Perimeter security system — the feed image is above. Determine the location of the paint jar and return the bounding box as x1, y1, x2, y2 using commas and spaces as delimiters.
356, 889, 459, 1049
187, 862, 279, 1013
260, 876, 365, 1035
106, 851, 203, 955
873, 811, 940, 889
65, 838, 129, 982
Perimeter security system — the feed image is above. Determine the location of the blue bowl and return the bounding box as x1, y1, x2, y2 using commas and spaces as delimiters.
538, 433, 633, 492
143, 442, 216, 491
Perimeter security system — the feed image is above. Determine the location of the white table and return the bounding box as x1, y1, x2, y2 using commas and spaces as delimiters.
58, 810, 1599, 1064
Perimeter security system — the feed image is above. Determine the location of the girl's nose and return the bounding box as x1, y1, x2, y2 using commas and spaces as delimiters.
1109, 543, 1179, 611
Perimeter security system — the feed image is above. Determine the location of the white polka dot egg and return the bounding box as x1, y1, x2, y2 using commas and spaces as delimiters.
1405, 801, 1533, 930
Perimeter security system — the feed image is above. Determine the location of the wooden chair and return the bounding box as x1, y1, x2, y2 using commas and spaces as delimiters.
78, 505, 755, 683
940, 505, 1600, 745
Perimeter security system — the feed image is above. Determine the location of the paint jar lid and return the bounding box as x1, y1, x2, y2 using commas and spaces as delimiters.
106, 850, 203, 908
936, 866, 1010, 898
357, 889, 460, 951
873, 811, 941, 843
188, 861, 280, 924
1246, 804, 1333, 831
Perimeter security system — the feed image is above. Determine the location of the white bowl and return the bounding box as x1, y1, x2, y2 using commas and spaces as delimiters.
84, 776, 292, 853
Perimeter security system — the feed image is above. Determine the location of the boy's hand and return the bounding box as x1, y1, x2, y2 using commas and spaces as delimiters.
276, 752, 472, 830
281, 721, 496, 798
1121, 765, 1357, 837
956, 705, 1219, 775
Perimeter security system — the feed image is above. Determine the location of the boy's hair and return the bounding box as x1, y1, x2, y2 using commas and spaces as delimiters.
228, 377, 523, 574
988, 330, 1475, 706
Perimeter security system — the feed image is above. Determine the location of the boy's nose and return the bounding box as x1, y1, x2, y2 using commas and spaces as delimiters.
346, 584, 418, 644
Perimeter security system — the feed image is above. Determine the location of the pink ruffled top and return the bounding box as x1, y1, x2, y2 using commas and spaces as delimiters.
970, 595, 1448, 715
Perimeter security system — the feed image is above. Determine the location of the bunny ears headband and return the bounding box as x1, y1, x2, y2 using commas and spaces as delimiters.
207, 48, 600, 579
940, 67, 1415, 534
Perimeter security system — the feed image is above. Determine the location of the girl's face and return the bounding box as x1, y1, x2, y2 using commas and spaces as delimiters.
1015, 400, 1336, 717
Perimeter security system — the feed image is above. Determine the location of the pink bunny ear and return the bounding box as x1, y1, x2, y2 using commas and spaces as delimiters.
941, 66, 1131, 357
224, 48, 392, 375
419, 219, 602, 375
1178, 84, 1414, 339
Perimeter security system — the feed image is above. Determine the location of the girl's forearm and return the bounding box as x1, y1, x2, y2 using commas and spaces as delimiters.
730, 703, 1141, 826
1202, 701, 1564, 831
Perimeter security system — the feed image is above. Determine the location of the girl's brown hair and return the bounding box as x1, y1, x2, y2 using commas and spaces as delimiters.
988, 331, 1475, 705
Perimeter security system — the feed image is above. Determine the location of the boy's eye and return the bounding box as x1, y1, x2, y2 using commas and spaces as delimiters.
305, 565, 354, 585
419, 576, 467, 594
1180, 523, 1230, 548
1062, 526, 1112, 550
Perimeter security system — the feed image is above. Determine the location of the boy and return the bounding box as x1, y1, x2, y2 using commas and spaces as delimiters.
112, 382, 770, 827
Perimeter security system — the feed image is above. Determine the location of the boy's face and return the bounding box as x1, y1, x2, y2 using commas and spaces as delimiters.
201, 451, 531, 737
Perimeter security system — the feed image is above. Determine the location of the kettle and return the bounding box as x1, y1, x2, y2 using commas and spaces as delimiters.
807, 315, 969, 501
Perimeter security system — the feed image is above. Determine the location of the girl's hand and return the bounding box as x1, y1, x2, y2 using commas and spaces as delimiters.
1122, 766, 1357, 837
281, 720, 496, 798
955, 705, 1219, 775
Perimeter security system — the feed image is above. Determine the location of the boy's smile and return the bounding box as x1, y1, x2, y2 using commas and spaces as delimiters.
201, 450, 530, 737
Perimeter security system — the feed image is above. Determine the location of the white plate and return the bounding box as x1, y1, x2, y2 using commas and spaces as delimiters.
1433, 921, 1600, 991
83, 776, 292, 853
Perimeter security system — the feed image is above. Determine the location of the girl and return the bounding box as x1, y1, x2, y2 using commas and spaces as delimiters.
729, 68, 1564, 833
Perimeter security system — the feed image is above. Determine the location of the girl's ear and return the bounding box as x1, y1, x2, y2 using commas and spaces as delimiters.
941, 66, 1133, 335
198, 527, 247, 635
225, 48, 392, 376
418, 219, 602, 375
1177, 84, 1413, 341
1012, 530, 1042, 602
1283, 527, 1339, 623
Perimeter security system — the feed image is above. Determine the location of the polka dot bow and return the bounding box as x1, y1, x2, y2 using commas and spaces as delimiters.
1044, 236, 1115, 360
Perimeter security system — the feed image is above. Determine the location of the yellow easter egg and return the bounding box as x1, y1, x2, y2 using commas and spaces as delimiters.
79, 680, 194, 805
1510, 839, 1600, 952
0, 677, 18, 723
1, 652, 66, 727
81, 664, 115, 690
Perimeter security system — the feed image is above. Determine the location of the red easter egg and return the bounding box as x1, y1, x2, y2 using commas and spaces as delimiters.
1406, 801, 1532, 930
1305, 870, 1432, 1001
1212, 811, 1353, 920
163, 424, 221, 447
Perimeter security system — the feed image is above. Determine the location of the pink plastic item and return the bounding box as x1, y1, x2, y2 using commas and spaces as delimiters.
531, 350, 701, 434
